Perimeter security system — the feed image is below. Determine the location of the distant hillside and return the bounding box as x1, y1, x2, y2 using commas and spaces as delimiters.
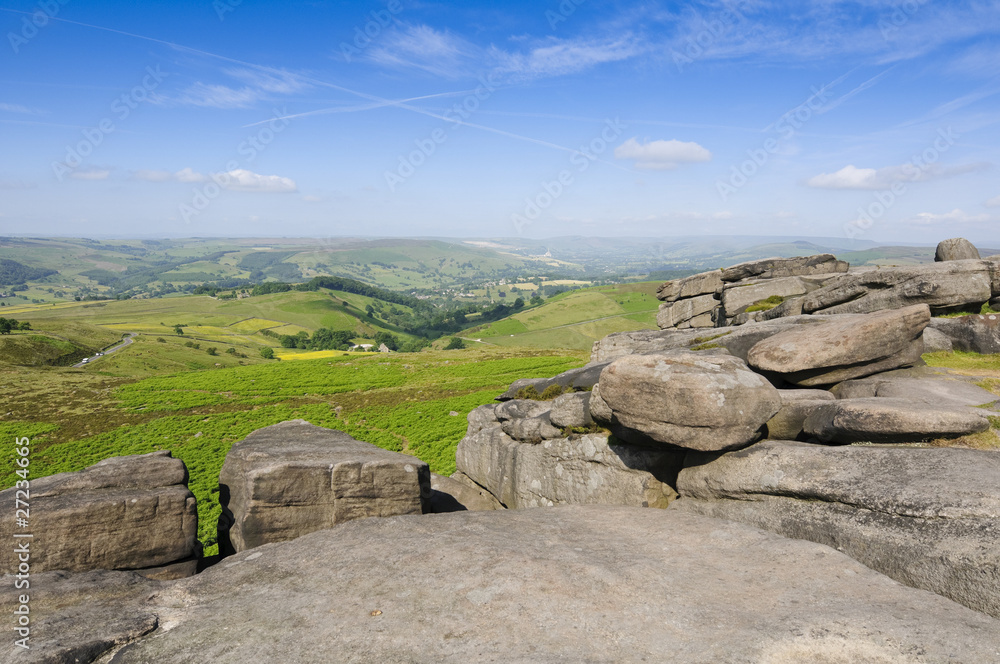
0, 258, 57, 285
839, 245, 1000, 266
463, 282, 661, 351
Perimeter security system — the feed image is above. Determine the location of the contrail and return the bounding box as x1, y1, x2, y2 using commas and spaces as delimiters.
0, 8, 634, 172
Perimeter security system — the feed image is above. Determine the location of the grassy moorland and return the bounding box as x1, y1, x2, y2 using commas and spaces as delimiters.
0, 348, 587, 555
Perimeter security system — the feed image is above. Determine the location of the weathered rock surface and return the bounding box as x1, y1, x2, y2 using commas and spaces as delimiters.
802, 397, 990, 443
921, 325, 954, 352
16, 506, 1000, 663
936, 237, 980, 261
596, 352, 781, 451
800, 260, 992, 315
496, 362, 607, 400
719, 276, 809, 317
674, 440, 1000, 618
656, 270, 722, 302
747, 304, 929, 386
720, 253, 848, 282
833, 373, 999, 408
428, 473, 503, 512
455, 425, 681, 508
591, 314, 850, 364
929, 313, 1000, 354
0, 451, 198, 578
764, 389, 836, 440
217, 420, 430, 555
656, 293, 717, 328
548, 390, 594, 428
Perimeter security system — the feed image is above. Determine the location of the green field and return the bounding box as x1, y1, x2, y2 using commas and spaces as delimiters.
465, 281, 661, 350
1, 348, 587, 556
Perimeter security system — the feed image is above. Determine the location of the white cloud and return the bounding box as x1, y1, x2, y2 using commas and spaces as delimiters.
987, 196, 1000, 208
614, 137, 711, 170
133, 167, 293, 191
0, 180, 36, 190
807, 162, 988, 189
0, 103, 35, 114
492, 37, 642, 79
217, 169, 297, 193
70, 169, 110, 181
175, 167, 207, 183
368, 25, 476, 78
912, 209, 991, 225
135, 168, 208, 183
168, 69, 308, 109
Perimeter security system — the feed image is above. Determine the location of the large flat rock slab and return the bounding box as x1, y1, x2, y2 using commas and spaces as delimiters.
929, 313, 1000, 354
14, 506, 1000, 663
217, 420, 430, 555
802, 397, 989, 443
720, 253, 848, 282
0, 451, 198, 577
675, 440, 1000, 618
747, 304, 929, 386
596, 352, 781, 451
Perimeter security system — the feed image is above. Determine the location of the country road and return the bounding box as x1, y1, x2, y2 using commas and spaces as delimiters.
73, 332, 137, 368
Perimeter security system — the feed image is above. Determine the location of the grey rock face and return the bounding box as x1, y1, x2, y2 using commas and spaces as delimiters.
747, 304, 929, 386
500, 412, 563, 443
719, 276, 809, 317
922, 325, 954, 352
720, 253, 848, 282
656, 270, 723, 302
21, 506, 1000, 663
0, 451, 198, 577
765, 389, 836, 440
590, 327, 715, 363
833, 373, 998, 408
217, 420, 430, 555
929, 313, 1000, 354
496, 362, 607, 400
428, 473, 503, 512
548, 391, 594, 429
656, 293, 718, 328
455, 425, 682, 509
802, 397, 990, 443
936, 237, 981, 261
674, 440, 1000, 618
598, 352, 781, 451
800, 260, 992, 315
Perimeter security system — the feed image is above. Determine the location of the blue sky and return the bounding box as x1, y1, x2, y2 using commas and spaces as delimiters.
1, 0, 998, 244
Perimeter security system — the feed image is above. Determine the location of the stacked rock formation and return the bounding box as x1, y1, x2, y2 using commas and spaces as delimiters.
0, 451, 199, 579
454, 248, 1000, 618
656, 238, 1000, 331
656, 253, 848, 328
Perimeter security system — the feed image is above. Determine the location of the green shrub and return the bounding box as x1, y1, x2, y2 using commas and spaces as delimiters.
515, 385, 540, 400
260, 347, 275, 359
540, 384, 565, 400
206, 347, 218, 356
156, 337, 166, 343
745, 295, 785, 313
444, 337, 465, 350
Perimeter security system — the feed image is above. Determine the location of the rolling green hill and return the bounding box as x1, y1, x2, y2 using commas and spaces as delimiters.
463, 281, 662, 350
